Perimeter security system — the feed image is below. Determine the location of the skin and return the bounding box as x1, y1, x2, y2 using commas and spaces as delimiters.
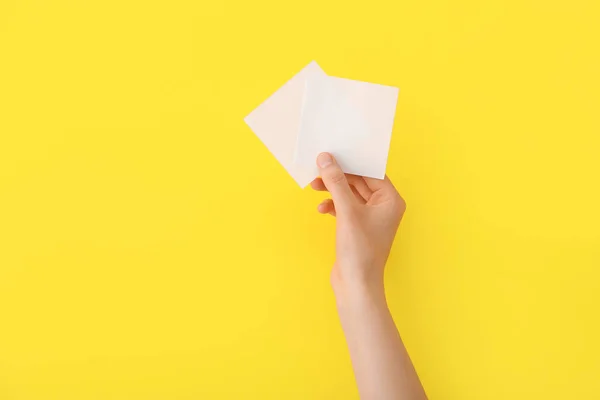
312, 152, 427, 400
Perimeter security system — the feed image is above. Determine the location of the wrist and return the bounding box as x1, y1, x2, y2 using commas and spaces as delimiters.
331, 270, 386, 309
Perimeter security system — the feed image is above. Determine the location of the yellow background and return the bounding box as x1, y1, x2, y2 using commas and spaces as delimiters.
1, 0, 599, 398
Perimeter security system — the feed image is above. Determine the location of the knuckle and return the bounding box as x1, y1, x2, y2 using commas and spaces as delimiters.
328, 170, 346, 185
397, 195, 407, 211
391, 194, 407, 217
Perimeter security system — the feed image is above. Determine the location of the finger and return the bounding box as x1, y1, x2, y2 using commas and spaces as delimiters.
363, 175, 398, 193
350, 185, 367, 204
316, 153, 355, 211
317, 199, 336, 216
310, 178, 327, 191
313, 175, 371, 203
346, 175, 373, 202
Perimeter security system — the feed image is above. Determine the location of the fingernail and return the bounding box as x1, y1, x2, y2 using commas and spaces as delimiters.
317, 153, 333, 168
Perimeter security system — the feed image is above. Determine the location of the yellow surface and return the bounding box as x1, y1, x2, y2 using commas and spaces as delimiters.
1, 0, 599, 398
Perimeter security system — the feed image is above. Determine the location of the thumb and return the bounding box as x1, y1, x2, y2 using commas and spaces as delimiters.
317, 153, 355, 210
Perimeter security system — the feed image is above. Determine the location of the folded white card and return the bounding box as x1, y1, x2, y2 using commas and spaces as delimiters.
295, 75, 399, 180
244, 61, 326, 188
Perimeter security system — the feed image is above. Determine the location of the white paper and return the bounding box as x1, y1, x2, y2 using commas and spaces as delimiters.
244, 61, 326, 188
295, 75, 399, 180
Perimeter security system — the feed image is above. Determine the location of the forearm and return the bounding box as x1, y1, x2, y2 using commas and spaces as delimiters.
333, 280, 427, 400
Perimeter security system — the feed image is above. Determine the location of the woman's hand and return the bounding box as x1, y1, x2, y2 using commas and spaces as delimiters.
311, 152, 426, 400
310, 152, 406, 296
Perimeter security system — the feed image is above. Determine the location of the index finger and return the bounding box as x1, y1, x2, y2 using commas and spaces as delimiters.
363, 175, 398, 193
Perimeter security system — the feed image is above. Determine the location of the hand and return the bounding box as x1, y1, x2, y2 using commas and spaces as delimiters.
312, 154, 426, 400
311, 153, 406, 296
